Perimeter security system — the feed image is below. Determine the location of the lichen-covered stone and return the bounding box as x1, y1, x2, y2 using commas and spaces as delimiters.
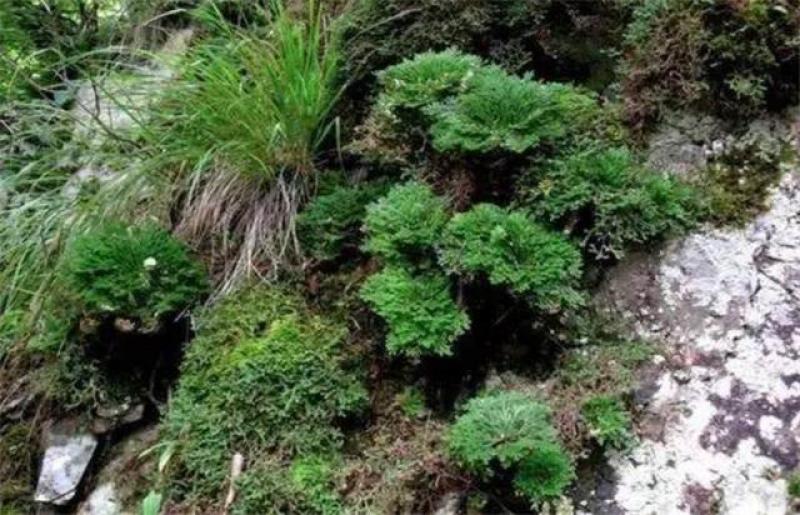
596, 161, 800, 513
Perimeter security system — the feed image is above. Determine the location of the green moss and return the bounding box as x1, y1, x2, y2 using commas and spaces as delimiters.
447, 391, 574, 505
582, 395, 633, 450
440, 204, 583, 310
233, 455, 342, 515
162, 286, 366, 505
698, 136, 792, 227
62, 222, 207, 326
360, 267, 469, 358
0, 422, 36, 510
622, 0, 799, 127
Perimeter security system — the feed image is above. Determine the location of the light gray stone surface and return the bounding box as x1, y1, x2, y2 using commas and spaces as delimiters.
598, 168, 800, 514
34, 430, 98, 505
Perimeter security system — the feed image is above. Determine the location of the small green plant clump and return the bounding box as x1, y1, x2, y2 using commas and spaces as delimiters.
440, 203, 584, 310
581, 395, 633, 450
369, 50, 600, 158
62, 222, 208, 326
362, 181, 450, 264
162, 286, 366, 506
297, 179, 389, 261
376, 49, 485, 112
233, 456, 342, 515
448, 390, 575, 506
520, 145, 699, 258
360, 267, 469, 357
426, 70, 599, 154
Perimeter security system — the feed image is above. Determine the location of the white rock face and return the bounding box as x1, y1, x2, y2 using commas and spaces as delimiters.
598, 169, 800, 514
34, 430, 98, 505
77, 482, 121, 515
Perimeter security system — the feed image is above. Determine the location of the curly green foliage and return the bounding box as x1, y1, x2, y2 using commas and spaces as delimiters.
377, 49, 484, 111
523, 146, 698, 259
61, 223, 207, 325
297, 180, 389, 261
582, 395, 633, 450
440, 204, 583, 310
234, 455, 342, 515
427, 69, 599, 154
622, 0, 799, 127
447, 391, 574, 504
163, 286, 367, 503
363, 182, 449, 264
514, 441, 576, 504
360, 267, 469, 358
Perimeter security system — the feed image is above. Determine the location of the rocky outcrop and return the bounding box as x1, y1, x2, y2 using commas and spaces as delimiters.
34, 424, 98, 506
595, 122, 800, 514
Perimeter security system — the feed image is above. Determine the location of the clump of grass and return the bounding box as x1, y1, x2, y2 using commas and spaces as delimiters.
149, 0, 342, 292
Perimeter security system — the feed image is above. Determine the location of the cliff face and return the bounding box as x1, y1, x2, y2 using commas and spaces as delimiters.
594, 113, 800, 515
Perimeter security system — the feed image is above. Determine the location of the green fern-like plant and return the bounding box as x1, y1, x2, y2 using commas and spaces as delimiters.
427, 69, 598, 154
440, 204, 583, 310
297, 180, 389, 261
582, 395, 633, 450
362, 182, 449, 264
523, 145, 698, 258
62, 223, 207, 325
359, 267, 469, 357
447, 391, 574, 505
377, 49, 484, 111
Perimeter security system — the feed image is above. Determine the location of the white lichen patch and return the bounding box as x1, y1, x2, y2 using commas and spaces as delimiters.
602, 170, 800, 514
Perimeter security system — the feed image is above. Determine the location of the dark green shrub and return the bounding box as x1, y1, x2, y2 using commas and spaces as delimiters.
359, 267, 469, 358
427, 69, 599, 154
377, 49, 485, 112
522, 146, 698, 258
581, 395, 633, 450
440, 204, 583, 310
622, 0, 799, 128
62, 223, 207, 325
163, 286, 366, 502
297, 180, 389, 261
447, 391, 574, 505
363, 182, 449, 264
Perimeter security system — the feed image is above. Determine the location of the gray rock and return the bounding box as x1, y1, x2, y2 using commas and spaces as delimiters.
597, 163, 800, 514
645, 111, 721, 177
77, 482, 121, 515
433, 492, 463, 515
34, 429, 98, 505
